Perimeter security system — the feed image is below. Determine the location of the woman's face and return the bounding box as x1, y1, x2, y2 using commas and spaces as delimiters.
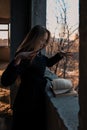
34, 32, 49, 51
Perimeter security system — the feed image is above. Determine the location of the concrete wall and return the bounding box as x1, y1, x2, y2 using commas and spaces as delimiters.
0, 0, 10, 19
78, 0, 87, 129
31, 0, 46, 27
0, 47, 10, 61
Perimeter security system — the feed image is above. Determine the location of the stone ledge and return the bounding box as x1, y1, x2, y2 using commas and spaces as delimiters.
46, 91, 79, 130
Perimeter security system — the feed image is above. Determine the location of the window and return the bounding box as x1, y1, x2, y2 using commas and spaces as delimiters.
0, 23, 10, 47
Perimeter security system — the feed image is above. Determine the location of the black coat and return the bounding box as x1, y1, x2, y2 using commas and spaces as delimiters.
1, 52, 63, 130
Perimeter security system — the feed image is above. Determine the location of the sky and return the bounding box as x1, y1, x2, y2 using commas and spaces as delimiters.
46, 0, 79, 37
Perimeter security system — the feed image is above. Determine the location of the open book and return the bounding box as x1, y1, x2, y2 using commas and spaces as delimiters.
50, 78, 77, 97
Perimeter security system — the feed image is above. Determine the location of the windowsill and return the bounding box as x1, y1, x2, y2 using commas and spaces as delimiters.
46, 90, 79, 130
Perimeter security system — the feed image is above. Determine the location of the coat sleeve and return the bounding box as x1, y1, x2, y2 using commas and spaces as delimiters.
1, 60, 20, 87
46, 52, 63, 67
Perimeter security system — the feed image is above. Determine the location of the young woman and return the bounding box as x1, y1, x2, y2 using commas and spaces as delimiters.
1, 25, 71, 130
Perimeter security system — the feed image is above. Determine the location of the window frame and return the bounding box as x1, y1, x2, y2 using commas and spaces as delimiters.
0, 23, 10, 47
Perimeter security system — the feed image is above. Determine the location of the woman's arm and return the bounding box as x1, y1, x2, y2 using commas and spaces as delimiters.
1, 60, 20, 87
46, 52, 63, 67
46, 51, 72, 67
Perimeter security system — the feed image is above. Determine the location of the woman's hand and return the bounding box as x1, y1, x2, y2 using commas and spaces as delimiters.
59, 51, 73, 58
14, 51, 37, 65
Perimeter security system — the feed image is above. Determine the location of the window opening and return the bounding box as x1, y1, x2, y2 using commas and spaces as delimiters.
0, 23, 10, 47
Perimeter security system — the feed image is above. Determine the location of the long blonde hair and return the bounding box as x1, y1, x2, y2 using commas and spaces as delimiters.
15, 25, 51, 55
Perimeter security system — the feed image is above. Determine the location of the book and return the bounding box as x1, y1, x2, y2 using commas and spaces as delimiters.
50, 78, 78, 97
